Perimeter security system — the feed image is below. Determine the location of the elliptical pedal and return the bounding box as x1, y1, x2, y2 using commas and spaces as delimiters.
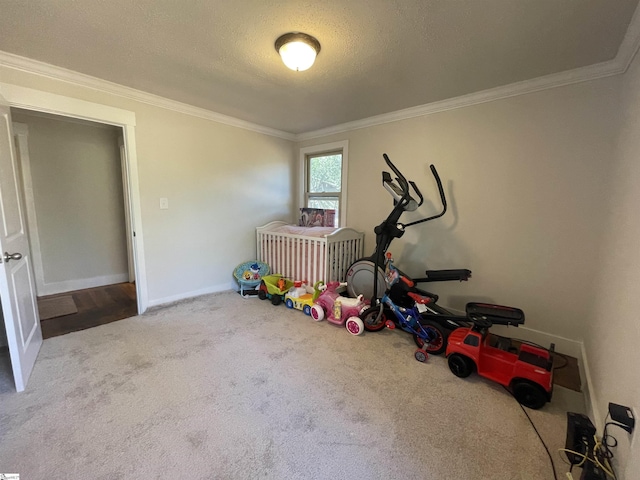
466, 302, 525, 327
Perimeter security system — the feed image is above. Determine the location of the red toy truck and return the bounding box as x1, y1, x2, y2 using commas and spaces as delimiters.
445, 303, 554, 410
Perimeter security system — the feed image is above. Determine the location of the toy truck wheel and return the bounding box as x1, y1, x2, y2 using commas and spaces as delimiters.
303, 305, 311, 316
448, 354, 473, 378
414, 321, 447, 355
311, 305, 324, 321
512, 380, 548, 410
271, 295, 282, 306
359, 306, 387, 332
345, 317, 364, 336
414, 349, 428, 363
285, 299, 294, 309
258, 290, 267, 300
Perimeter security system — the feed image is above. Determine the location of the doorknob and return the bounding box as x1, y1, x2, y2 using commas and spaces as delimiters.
2, 252, 22, 263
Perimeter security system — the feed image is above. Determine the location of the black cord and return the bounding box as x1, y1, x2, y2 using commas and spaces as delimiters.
592, 413, 618, 480
602, 422, 619, 452
503, 386, 558, 480
507, 337, 567, 367
509, 337, 548, 350
551, 352, 569, 370
505, 337, 568, 371
602, 419, 619, 479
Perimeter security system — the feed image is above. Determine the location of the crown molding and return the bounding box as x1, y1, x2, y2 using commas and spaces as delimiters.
2, 0, 640, 146
0, 50, 296, 141
296, 59, 625, 141
616, 0, 640, 72
296, 4, 640, 142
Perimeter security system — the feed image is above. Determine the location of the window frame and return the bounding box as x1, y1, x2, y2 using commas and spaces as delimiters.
299, 140, 349, 227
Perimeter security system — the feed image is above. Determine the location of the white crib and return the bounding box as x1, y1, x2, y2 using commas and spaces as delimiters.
256, 221, 365, 286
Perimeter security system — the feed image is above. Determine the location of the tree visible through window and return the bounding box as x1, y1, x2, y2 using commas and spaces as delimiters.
306, 152, 342, 226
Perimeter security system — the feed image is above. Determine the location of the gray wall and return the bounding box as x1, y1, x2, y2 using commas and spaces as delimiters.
1, 65, 296, 306
587, 48, 640, 477
298, 77, 618, 343
12, 112, 128, 293
298, 69, 639, 476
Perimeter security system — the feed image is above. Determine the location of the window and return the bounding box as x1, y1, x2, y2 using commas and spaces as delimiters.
464, 334, 479, 347
518, 350, 552, 371
299, 141, 348, 227
307, 153, 341, 217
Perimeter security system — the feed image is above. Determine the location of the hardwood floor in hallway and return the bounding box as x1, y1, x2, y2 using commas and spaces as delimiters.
39, 283, 137, 339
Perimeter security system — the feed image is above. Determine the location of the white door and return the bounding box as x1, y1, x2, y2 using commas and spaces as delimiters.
119, 141, 135, 283
0, 98, 42, 392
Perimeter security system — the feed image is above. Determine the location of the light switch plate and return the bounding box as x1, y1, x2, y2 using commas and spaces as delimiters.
160, 197, 169, 209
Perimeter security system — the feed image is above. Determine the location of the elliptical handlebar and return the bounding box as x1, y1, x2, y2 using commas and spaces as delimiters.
383, 153, 413, 209
401, 163, 447, 228
408, 180, 424, 207
383, 153, 406, 186
381, 153, 447, 228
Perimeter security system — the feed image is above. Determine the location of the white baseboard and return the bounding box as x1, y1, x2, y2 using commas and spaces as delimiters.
146, 282, 236, 308
580, 343, 601, 428
489, 323, 592, 410
38, 273, 129, 296
488, 324, 583, 359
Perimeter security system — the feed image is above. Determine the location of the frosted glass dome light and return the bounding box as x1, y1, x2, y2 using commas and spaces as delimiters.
275, 32, 321, 72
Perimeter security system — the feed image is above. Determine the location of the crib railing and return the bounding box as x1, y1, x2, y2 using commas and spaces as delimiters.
256, 228, 363, 286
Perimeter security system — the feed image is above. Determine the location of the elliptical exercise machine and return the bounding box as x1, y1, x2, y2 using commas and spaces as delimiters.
346, 154, 474, 354
346, 153, 471, 300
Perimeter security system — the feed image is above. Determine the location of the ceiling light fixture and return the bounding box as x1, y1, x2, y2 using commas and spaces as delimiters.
275, 32, 321, 72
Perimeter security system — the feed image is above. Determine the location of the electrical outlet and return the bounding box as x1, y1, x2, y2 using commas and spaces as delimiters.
609, 402, 635, 434
159, 197, 169, 210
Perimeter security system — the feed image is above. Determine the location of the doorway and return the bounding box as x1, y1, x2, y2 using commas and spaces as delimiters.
0, 83, 146, 391
11, 109, 138, 338
37, 283, 137, 338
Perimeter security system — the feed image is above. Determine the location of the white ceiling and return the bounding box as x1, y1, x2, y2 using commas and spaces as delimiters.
1, 0, 638, 135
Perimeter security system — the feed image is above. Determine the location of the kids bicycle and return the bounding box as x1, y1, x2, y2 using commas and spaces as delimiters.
359, 253, 439, 362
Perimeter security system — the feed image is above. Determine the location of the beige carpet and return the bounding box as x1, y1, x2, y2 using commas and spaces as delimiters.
37, 295, 78, 320
0, 291, 586, 479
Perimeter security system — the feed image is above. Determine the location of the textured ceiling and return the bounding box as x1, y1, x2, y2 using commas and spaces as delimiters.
0, 0, 638, 134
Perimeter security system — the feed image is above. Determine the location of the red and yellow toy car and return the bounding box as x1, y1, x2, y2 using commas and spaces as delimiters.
283, 280, 319, 316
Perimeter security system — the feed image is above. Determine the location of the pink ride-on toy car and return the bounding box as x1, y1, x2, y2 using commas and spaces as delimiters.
310, 281, 367, 335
